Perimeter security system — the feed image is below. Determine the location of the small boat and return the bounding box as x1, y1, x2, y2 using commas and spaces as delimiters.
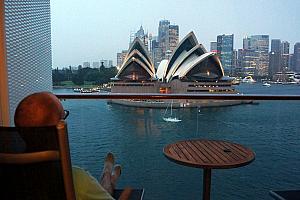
73, 88, 82, 92
242, 76, 256, 83
291, 74, 300, 83
163, 117, 182, 122
80, 89, 93, 93
80, 88, 100, 93
163, 101, 181, 122
262, 83, 271, 87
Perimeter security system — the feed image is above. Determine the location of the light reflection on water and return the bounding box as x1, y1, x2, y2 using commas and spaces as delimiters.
55, 84, 300, 200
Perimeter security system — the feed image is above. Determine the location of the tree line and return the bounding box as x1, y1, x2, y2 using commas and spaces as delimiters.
52, 65, 118, 86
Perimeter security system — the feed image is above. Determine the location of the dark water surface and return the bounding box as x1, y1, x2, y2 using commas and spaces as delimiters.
55, 84, 300, 200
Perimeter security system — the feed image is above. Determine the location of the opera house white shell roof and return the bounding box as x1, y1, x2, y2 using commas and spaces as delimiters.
114, 31, 225, 83
115, 38, 155, 81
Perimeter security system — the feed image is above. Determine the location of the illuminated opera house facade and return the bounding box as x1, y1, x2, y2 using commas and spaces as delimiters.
110, 32, 249, 107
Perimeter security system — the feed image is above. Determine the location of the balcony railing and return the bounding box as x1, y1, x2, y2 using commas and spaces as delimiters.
54, 93, 300, 200
56, 93, 300, 100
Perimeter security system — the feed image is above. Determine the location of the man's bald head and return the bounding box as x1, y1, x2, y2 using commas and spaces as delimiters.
14, 92, 65, 127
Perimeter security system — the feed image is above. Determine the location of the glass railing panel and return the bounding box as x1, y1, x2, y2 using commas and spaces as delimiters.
55, 86, 300, 200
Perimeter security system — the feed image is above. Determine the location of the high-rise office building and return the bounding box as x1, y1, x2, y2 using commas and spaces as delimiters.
239, 48, 257, 76
168, 25, 179, 59
210, 42, 217, 52
281, 41, 290, 54
158, 20, 179, 60
271, 39, 281, 53
0, 0, 52, 125
293, 43, 300, 72
281, 41, 290, 71
133, 25, 149, 50
242, 35, 269, 76
151, 37, 163, 68
243, 37, 251, 49
232, 49, 239, 75
217, 34, 234, 75
269, 39, 281, 77
158, 20, 170, 47
269, 51, 281, 77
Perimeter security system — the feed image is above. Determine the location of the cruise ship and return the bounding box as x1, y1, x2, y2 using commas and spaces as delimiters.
110, 32, 251, 108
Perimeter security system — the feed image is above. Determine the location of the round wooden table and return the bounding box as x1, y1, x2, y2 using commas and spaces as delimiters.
163, 139, 255, 200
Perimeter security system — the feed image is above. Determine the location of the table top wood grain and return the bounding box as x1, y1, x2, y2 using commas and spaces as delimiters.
163, 139, 255, 169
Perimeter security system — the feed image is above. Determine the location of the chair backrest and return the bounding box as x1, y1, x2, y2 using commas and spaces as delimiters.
0, 120, 76, 200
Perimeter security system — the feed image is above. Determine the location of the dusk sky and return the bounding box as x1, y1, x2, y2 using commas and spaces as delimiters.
51, 0, 300, 68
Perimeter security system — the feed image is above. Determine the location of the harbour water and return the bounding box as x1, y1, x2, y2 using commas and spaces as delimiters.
55, 84, 300, 200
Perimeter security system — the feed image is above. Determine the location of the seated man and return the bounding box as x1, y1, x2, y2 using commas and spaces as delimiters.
14, 91, 131, 200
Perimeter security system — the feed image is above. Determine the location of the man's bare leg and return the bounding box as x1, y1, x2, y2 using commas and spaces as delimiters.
111, 165, 121, 190
100, 152, 115, 194
100, 153, 132, 199
112, 166, 133, 200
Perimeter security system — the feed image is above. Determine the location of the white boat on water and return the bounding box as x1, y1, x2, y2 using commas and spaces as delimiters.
73, 88, 82, 92
291, 74, 300, 83
163, 117, 182, 122
242, 76, 256, 83
262, 83, 271, 87
163, 101, 181, 122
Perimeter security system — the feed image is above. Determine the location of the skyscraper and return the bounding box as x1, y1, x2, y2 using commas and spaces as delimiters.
281, 41, 290, 71
269, 51, 281, 77
134, 25, 149, 50
269, 39, 281, 77
168, 25, 179, 58
232, 49, 239, 75
151, 37, 163, 68
243, 37, 250, 49
242, 35, 269, 76
281, 41, 290, 54
239, 48, 257, 76
293, 43, 300, 72
158, 20, 179, 60
158, 20, 170, 48
0, 0, 52, 125
271, 39, 281, 53
217, 34, 234, 75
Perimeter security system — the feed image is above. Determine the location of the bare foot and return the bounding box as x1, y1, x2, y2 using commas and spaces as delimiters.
111, 165, 122, 189
100, 153, 115, 194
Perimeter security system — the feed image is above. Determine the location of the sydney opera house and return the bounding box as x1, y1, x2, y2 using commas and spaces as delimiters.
110, 32, 249, 107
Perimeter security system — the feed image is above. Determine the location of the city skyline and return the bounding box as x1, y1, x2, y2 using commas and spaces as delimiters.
51, 0, 300, 68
